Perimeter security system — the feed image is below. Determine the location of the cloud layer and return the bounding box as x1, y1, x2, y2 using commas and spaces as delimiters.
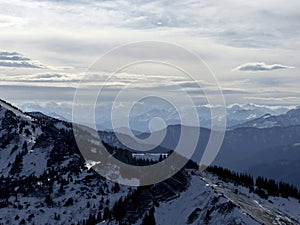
0, 51, 46, 68
0, 0, 299, 120
233, 62, 295, 72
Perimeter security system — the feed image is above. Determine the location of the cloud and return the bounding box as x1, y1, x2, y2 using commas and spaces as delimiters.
1, 0, 299, 49
0, 72, 83, 83
233, 62, 295, 72
0, 61, 46, 68
0, 85, 75, 102
0, 0, 299, 109
245, 96, 298, 101
0, 14, 25, 28
0, 51, 47, 69
0, 51, 30, 61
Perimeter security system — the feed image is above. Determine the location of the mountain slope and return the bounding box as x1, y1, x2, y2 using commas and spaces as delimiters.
155, 173, 261, 225
133, 123, 300, 188
202, 171, 300, 225
1, 99, 299, 224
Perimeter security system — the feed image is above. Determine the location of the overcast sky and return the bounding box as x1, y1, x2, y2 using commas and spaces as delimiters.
0, 0, 299, 123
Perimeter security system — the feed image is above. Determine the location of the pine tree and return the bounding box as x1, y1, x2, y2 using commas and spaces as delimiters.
103, 207, 110, 220
45, 194, 53, 206
112, 183, 120, 193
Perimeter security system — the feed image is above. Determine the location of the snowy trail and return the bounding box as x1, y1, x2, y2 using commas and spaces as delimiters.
202, 175, 299, 225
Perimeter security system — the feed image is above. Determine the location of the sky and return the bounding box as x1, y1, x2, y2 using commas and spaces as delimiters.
0, 0, 299, 125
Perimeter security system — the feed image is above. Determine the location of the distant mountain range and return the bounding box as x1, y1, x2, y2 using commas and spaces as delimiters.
96, 103, 296, 131
231, 107, 300, 129
19, 102, 295, 131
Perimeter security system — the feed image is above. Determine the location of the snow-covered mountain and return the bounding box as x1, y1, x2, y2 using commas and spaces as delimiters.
18, 102, 294, 131
200, 103, 293, 129
97, 103, 294, 131
1, 99, 299, 224
231, 107, 300, 129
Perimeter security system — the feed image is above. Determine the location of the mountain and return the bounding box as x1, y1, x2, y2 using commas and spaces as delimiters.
99, 131, 172, 154
19, 102, 71, 122
226, 103, 292, 123
231, 107, 300, 129
98, 103, 294, 131
130, 123, 300, 188
1, 99, 299, 224
18, 102, 294, 131
95, 109, 300, 187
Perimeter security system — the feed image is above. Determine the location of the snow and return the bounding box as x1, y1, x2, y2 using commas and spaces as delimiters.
0, 107, 5, 118
154, 174, 260, 225
0, 167, 132, 225
262, 114, 272, 119
85, 160, 101, 169
132, 153, 168, 161
1, 99, 299, 224
255, 120, 278, 129
0, 100, 34, 122
54, 122, 71, 131
0, 143, 20, 176
202, 172, 300, 224
246, 113, 257, 120
20, 146, 51, 177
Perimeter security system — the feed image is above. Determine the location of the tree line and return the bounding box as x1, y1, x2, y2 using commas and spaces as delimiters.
206, 166, 300, 200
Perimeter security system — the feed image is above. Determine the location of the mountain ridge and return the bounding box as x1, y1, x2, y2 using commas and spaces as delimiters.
231, 107, 300, 129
